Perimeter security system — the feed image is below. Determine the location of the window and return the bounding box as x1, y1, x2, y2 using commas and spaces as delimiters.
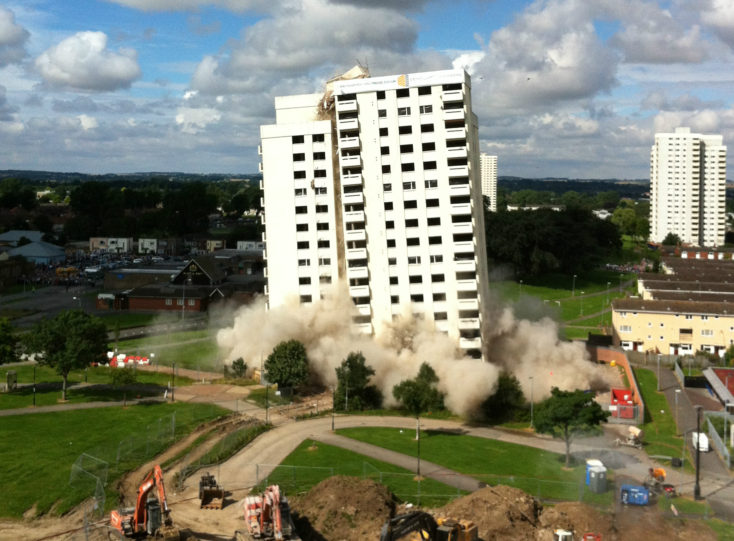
398, 107, 411, 116
315, 204, 328, 213
702, 329, 714, 336
403, 181, 416, 190
299, 277, 311, 285
388, 257, 397, 265
408, 256, 421, 264
314, 169, 327, 178
315, 187, 327, 195
422, 142, 435, 151
405, 218, 419, 227
384, 201, 394, 210
390, 276, 398, 285
701, 315, 709, 321
294, 170, 306, 179
433, 292, 446, 301
382, 165, 391, 174
409, 275, 423, 284
425, 179, 438, 189
298, 259, 310, 266
377, 90, 385, 99
165, 298, 172, 306
419, 105, 433, 114
620, 325, 632, 333
426, 199, 439, 207
399, 125, 412, 134
317, 240, 330, 248
292, 135, 304, 143
293, 153, 305, 161
387, 239, 396, 248
296, 223, 308, 231
424, 161, 437, 170
300, 295, 312, 303
427, 216, 440, 226
406, 238, 420, 246
432, 273, 445, 282
396, 88, 410, 98
383, 183, 392, 192
295, 205, 307, 214
313, 152, 325, 160
685, 315, 693, 320
295, 188, 306, 196
410, 294, 424, 302
434, 312, 447, 320
319, 258, 331, 266
312, 134, 324, 142
400, 144, 414, 153
418, 86, 432, 95
379, 127, 388, 136
316, 222, 329, 231
421, 123, 434, 133
391, 295, 399, 304
381, 146, 390, 155
297, 241, 309, 249
320, 275, 332, 284
430, 254, 443, 263
378, 109, 387, 118
429, 236, 442, 245
401, 163, 415, 172
386, 220, 394, 229
404, 200, 417, 209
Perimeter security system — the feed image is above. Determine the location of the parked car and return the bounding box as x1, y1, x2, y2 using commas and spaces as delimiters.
692, 432, 710, 452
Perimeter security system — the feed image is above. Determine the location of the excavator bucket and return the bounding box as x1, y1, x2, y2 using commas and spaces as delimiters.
199, 473, 224, 509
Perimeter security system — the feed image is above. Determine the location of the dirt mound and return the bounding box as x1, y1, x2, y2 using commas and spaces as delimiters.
539, 501, 614, 538
291, 476, 397, 540
439, 485, 541, 540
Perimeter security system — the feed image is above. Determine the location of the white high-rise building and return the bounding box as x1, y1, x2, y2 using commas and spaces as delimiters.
480, 154, 497, 212
650, 127, 727, 247
259, 68, 490, 358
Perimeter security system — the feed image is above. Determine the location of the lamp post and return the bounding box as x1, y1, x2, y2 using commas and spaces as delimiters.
331, 386, 335, 431
606, 282, 611, 327
657, 354, 662, 391
181, 277, 186, 321
265, 383, 270, 424
725, 400, 730, 448
32, 365, 36, 407
416, 416, 421, 479
344, 364, 349, 412
73, 296, 82, 309
694, 405, 703, 500
579, 292, 585, 316
519, 280, 523, 294
529, 376, 534, 429
675, 389, 681, 436
572, 274, 577, 297
171, 361, 175, 402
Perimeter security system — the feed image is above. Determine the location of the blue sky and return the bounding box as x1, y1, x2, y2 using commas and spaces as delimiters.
1, 0, 733, 178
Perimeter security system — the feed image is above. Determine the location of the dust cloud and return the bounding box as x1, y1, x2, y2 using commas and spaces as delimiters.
217, 283, 607, 416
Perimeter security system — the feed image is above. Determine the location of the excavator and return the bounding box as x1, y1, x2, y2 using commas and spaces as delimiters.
235, 485, 300, 540
379, 511, 477, 541
110, 465, 179, 540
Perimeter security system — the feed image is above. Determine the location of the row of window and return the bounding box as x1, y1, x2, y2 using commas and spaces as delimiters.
297, 240, 330, 249
293, 152, 326, 161
293, 170, 327, 179
295, 187, 327, 196
620, 326, 715, 336
297, 258, 332, 266
164, 298, 195, 306
299, 276, 332, 285
386, 254, 444, 265
386, 216, 442, 228
619, 312, 718, 320
292, 134, 325, 143
296, 222, 330, 231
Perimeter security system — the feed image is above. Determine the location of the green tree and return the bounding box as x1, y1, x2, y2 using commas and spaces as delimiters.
231, 357, 247, 378
0, 317, 20, 365
662, 232, 681, 246
23, 310, 108, 401
534, 387, 609, 467
611, 207, 637, 236
110, 367, 138, 387
480, 372, 526, 424
264, 340, 310, 390
393, 363, 444, 439
634, 217, 650, 241
724, 345, 734, 367
334, 352, 382, 411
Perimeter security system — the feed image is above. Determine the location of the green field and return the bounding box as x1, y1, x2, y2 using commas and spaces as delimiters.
0, 402, 228, 517
113, 329, 222, 370
0, 365, 193, 409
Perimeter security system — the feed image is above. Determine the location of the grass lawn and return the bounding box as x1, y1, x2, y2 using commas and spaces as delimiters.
336, 427, 610, 505
259, 439, 465, 507
98, 312, 161, 330
0, 365, 193, 410
113, 330, 221, 371
0, 402, 228, 518
634, 368, 687, 461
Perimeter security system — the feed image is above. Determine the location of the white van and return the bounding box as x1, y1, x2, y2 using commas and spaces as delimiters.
692, 432, 710, 452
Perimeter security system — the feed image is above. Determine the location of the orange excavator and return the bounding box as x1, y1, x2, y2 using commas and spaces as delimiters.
236, 485, 300, 540
110, 465, 179, 539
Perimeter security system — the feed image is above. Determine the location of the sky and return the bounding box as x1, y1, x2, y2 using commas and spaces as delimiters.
0, 0, 733, 178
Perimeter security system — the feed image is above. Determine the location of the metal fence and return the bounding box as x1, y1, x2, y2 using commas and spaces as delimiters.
704, 412, 732, 468
674, 360, 686, 387
69, 453, 108, 519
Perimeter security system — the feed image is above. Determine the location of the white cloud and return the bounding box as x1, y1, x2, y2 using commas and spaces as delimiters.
175, 106, 221, 134
700, 0, 734, 48
78, 114, 98, 130
0, 5, 29, 66
35, 31, 141, 91
0, 84, 18, 120
103, 0, 277, 12
609, 13, 706, 63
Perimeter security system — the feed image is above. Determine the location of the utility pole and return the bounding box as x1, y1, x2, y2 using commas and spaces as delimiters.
572, 274, 577, 297
331, 386, 335, 431
171, 361, 175, 402
694, 405, 702, 500
529, 376, 534, 429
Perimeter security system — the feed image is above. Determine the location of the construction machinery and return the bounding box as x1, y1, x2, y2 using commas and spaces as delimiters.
614, 426, 643, 449
643, 467, 676, 498
110, 465, 179, 540
199, 472, 224, 509
379, 511, 478, 541
620, 484, 650, 506
235, 485, 300, 540
554, 531, 601, 541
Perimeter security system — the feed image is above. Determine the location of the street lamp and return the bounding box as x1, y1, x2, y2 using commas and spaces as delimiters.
606, 282, 611, 327
519, 280, 523, 294
675, 389, 681, 436
694, 405, 703, 500
73, 296, 82, 309
344, 364, 350, 412
529, 376, 534, 429
331, 386, 335, 431
579, 292, 585, 316
725, 400, 730, 449
657, 354, 662, 391
572, 275, 577, 297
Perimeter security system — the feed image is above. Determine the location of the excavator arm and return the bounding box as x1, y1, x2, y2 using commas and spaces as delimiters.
380, 512, 438, 541
132, 465, 169, 532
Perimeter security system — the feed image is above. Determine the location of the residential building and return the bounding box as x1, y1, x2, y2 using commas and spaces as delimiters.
89, 237, 133, 254
259, 67, 490, 358
611, 298, 733, 357
480, 154, 497, 212
649, 127, 727, 247
138, 238, 159, 255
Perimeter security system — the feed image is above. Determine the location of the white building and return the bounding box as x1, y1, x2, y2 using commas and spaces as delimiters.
480, 154, 498, 212
650, 127, 727, 247
259, 68, 490, 358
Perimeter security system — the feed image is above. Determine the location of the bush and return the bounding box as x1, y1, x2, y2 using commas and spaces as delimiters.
110, 367, 138, 387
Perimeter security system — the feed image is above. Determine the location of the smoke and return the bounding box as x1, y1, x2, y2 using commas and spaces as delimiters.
217, 282, 609, 417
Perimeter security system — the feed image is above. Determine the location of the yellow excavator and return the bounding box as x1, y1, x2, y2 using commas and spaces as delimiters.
379, 511, 477, 541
